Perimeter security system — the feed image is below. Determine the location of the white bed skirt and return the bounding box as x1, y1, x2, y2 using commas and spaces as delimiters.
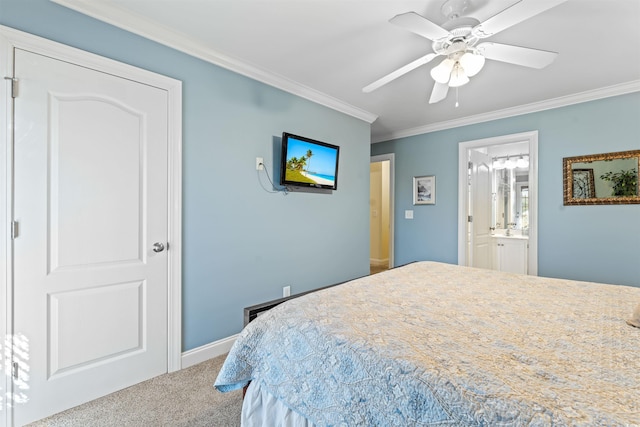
241, 381, 315, 427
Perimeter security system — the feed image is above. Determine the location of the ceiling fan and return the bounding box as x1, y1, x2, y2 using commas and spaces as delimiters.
363, 0, 568, 104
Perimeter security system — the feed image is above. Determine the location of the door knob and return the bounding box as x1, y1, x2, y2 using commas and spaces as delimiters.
152, 242, 165, 253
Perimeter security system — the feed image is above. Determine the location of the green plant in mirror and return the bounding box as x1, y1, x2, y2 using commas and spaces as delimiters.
600, 168, 638, 196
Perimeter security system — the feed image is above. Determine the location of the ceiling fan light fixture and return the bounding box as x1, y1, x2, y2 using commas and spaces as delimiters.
448, 63, 469, 87
459, 51, 485, 77
430, 58, 455, 84
366, 0, 569, 105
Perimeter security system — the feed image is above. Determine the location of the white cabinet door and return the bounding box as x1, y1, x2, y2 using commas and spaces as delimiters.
494, 238, 528, 274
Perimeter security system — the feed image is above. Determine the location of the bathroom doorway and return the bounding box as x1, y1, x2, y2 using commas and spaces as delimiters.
458, 132, 538, 275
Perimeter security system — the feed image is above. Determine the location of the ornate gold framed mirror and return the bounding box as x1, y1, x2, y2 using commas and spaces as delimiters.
563, 150, 640, 205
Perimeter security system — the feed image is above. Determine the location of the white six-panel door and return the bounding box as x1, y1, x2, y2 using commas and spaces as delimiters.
12, 47, 170, 426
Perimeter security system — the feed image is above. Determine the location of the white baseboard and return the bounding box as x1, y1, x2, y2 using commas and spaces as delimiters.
181, 334, 238, 369
370, 258, 389, 267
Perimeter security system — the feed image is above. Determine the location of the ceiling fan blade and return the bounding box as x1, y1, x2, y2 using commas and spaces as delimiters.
473, 0, 569, 38
390, 12, 451, 41
477, 42, 558, 69
363, 53, 438, 93
429, 82, 449, 104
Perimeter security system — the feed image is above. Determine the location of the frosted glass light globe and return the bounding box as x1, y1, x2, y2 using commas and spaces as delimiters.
459, 51, 485, 77
430, 58, 455, 84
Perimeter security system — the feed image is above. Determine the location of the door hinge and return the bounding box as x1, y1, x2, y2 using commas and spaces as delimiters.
4, 77, 17, 98
468, 161, 473, 170
468, 215, 473, 222
11, 220, 19, 239
12, 361, 19, 379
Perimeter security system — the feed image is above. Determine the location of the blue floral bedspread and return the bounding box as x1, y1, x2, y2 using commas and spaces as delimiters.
215, 261, 640, 426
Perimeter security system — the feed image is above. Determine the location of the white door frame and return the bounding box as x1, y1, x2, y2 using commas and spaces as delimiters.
458, 131, 538, 275
0, 25, 182, 426
371, 154, 395, 268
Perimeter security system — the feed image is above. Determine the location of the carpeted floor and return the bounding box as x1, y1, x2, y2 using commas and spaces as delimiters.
26, 354, 242, 427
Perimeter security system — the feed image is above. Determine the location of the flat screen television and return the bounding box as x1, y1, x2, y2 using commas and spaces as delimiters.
280, 132, 339, 190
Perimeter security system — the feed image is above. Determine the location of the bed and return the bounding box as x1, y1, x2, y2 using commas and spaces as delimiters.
214, 261, 640, 426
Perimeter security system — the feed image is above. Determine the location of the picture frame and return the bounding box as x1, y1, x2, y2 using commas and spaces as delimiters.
563, 150, 640, 205
571, 169, 595, 199
413, 175, 436, 205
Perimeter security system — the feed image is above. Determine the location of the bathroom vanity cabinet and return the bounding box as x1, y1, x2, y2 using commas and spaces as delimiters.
492, 236, 528, 275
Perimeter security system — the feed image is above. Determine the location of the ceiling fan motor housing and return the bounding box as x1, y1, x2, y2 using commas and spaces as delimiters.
432, 20, 480, 55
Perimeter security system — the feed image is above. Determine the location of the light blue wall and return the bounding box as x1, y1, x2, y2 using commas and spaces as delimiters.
372, 93, 640, 288
1, 0, 371, 350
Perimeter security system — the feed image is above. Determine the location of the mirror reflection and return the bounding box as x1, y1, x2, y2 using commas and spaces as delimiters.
492, 155, 529, 235
563, 150, 640, 205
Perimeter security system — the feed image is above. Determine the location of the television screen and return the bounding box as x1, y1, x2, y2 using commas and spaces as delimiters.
280, 132, 339, 190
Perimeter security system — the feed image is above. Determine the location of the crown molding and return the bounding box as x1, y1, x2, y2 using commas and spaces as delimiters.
50, 0, 378, 125
46, 1, 640, 141
372, 80, 640, 143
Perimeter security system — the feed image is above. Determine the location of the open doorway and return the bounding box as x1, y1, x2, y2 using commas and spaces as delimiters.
458, 132, 538, 275
370, 154, 395, 274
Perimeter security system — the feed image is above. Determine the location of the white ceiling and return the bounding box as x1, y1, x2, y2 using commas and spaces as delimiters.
53, 0, 640, 142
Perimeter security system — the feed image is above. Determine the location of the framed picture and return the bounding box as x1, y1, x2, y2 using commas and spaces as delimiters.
413, 175, 436, 205
571, 168, 595, 199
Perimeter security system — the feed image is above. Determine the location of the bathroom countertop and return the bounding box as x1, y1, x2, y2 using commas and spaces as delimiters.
491, 234, 529, 240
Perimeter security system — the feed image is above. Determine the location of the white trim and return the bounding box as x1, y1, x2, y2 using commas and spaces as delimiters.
370, 154, 395, 268
373, 81, 640, 143
166, 69, 183, 374
0, 26, 13, 427
50, 0, 378, 126
181, 335, 238, 369
0, 26, 182, 427
458, 131, 538, 276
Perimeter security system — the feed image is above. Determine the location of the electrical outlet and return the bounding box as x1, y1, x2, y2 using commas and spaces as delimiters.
256, 157, 264, 171
283, 286, 291, 297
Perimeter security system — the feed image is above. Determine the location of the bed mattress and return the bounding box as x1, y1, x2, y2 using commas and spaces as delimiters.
215, 261, 640, 426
